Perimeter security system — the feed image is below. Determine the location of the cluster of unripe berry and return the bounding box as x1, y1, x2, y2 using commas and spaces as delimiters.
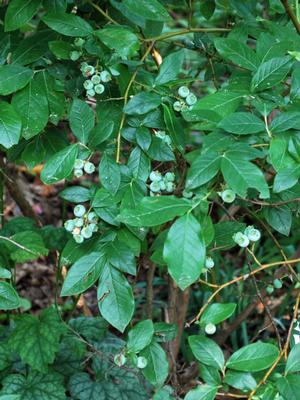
74, 158, 95, 178
173, 86, 197, 112
149, 171, 175, 196
64, 205, 98, 243
154, 130, 172, 147
113, 353, 148, 369
80, 62, 112, 98
267, 278, 283, 294
69, 38, 86, 61
233, 226, 261, 248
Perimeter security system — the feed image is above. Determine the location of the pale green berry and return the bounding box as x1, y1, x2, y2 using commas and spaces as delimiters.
81, 226, 93, 239
159, 180, 166, 191
149, 171, 162, 182
83, 65, 95, 77
74, 159, 84, 169
155, 130, 166, 139
114, 353, 126, 367
183, 190, 193, 199
245, 226, 261, 242
178, 86, 190, 98
165, 182, 174, 193
150, 181, 161, 193
205, 323, 216, 335
89, 223, 98, 232
74, 204, 86, 217
70, 51, 80, 61
205, 256, 214, 269
74, 38, 85, 47
94, 84, 105, 94
74, 168, 83, 178
73, 233, 84, 243
221, 189, 236, 203
87, 212, 97, 222
91, 74, 101, 84
136, 356, 148, 369
163, 135, 172, 146
74, 218, 84, 228
165, 172, 175, 182
173, 101, 182, 112
266, 285, 274, 294
83, 79, 94, 90
64, 219, 75, 232
84, 161, 95, 174
186, 93, 197, 105
80, 62, 88, 72
273, 279, 282, 289
233, 232, 249, 248
109, 67, 120, 76
86, 89, 95, 97
100, 70, 112, 82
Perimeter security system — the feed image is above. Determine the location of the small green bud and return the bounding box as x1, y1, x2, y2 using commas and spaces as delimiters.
74, 159, 84, 169
178, 86, 190, 98
74, 205, 86, 218
83, 65, 95, 77
94, 84, 105, 94
74, 218, 84, 227
205, 256, 214, 269
83, 80, 94, 90
84, 161, 95, 174
165, 181, 174, 193
136, 356, 148, 369
70, 51, 80, 61
91, 74, 101, 84
87, 212, 97, 222
183, 190, 193, 199
86, 89, 95, 97
233, 232, 249, 248
64, 219, 75, 232
74, 38, 85, 47
74, 168, 83, 178
81, 226, 93, 239
100, 70, 112, 82
149, 171, 162, 182
221, 189, 236, 203
205, 323, 216, 335
73, 233, 84, 243
186, 93, 197, 105
244, 226, 261, 242
165, 172, 175, 182
273, 279, 283, 289
80, 62, 88, 72
114, 353, 126, 367
173, 100, 182, 112
150, 181, 161, 193
266, 285, 274, 294
89, 223, 98, 232
159, 180, 166, 191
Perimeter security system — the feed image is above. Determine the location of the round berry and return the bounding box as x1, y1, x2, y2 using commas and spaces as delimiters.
100, 70, 112, 82
84, 161, 95, 174
64, 219, 75, 232
173, 101, 182, 112
233, 232, 250, 248
86, 89, 95, 98
114, 353, 126, 367
81, 226, 93, 239
186, 93, 197, 106
205, 256, 214, 269
245, 226, 261, 242
183, 190, 193, 199
136, 356, 148, 369
74, 205, 86, 218
221, 189, 236, 203
74, 218, 84, 228
178, 86, 190, 98
83, 80, 94, 90
74, 168, 83, 178
73, 234, 84, 243
205, 323, 216, 335
87, 212, 97, 222
83, 65, 95, 77
150, 181, 161, 193
70, 51, 80, 61
74, 159, 84, 169
165, 172, 175, 182
149, 171, 162, 182
159, 180, 167, 191
74, 38, 85, 47
80, 62, 88, 72
91, 74, 101, 85
94, 84, 105, 94
89, 223, 98, 232
266, 285, 274, 294
165, 182, 174, 193
273, 279, 283, 289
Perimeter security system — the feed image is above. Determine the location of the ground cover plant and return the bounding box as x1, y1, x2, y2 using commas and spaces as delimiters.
0, 0, 300, 398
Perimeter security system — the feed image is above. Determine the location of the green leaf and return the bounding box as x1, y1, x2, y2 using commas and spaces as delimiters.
0, 267, 12, 279
214, 221, 246, 249
285, 343, 300, 374
200, 303, 236, 326
3, 231, 48, 262
186, 152, 221, 190
264, 207, 292, 236
124, 92, 161, 115
88, 120, 114, 148
122, 0, 171, 22
98, 264, 134, 332
192, 91, 244, 118
48, 40, 73, 60
163, 214, 206, 290
147, 136, 175, 161
59, 186, 91, 203
0, 65, 33, 96
226, 342, 279, 372
69, 99, 95, 144
12, 74, 49, 140
162, 104, 185, 151
218, 112, 264, 135
184, 384, 218, 400
154, 322, 178, 343
42, 13, 93, 37
127, 147, 150, 181
39, 71, 65, 124
224, 370, 257, 391
273, 165, 300, 193
0, 371, 66, 400
8, 308, 65, 371
200, 0, 216, 19
127, 319, 154, 353
215, 38, 259, 71
140, 341, 169, 386
118, 196, 191, 227
104, 239, 136, 275
251, 56, 292, 92
99, 153, 121, 195
155, 50, 185, 85
277, 375, 300, 400
0, 102, 22, 149
221, 153, 270, 199
269, 111, 300, 133
95, 26, 139, 58
41, 144, 78, 184
61, 251, 106, 296
189, 335, 225, 371
5, 0, 41, 31
0, 282, 20, 310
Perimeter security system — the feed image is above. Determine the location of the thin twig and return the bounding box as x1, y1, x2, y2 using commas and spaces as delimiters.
280, 0, 300, 34
0, 235, 37, 255
143, 27, 230, 42
88, 0, 118, 25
